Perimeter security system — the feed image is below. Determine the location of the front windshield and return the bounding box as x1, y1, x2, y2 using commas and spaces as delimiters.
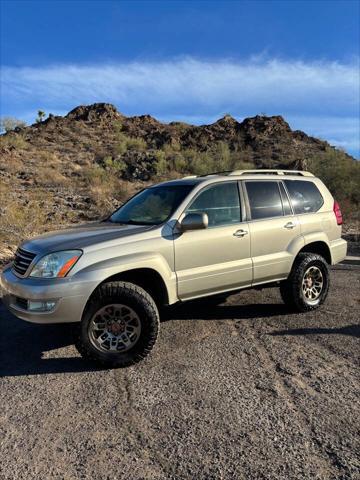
109, 184, 194, 225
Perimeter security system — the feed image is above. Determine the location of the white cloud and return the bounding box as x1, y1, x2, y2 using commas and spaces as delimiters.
1, 57, 359, 155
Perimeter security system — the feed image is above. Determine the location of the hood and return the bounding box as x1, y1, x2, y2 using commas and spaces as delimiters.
21, 222, 154, 254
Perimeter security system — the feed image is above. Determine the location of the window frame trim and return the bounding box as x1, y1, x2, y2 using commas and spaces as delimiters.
279, 180, 295, 216
179, 180, 245, 229
242, 179, 295, 222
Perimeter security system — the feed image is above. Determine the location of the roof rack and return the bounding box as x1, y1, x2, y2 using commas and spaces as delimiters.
228, 169, 314, 177
182, 171, 232, 179
182, 169, 314, 179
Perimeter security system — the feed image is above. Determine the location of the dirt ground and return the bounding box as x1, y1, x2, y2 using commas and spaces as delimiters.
0, 268, 359, 480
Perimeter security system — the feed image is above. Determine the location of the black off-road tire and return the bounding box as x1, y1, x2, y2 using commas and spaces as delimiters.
280, 253, 330, 312
74, 281, 160, 368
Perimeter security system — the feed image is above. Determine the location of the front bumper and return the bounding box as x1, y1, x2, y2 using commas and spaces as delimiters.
0, 266, 94, 324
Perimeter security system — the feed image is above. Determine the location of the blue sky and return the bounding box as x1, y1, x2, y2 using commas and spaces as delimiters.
1, 0, 359, 157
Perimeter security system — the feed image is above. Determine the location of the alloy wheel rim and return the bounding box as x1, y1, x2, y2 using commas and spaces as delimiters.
302, 266, 324, 303
89, 304, 141, 353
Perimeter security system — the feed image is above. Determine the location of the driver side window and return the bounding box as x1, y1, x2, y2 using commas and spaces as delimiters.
186, 182, 241, 227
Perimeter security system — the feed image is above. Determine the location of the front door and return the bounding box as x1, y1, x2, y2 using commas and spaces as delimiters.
174, 182, 252, 300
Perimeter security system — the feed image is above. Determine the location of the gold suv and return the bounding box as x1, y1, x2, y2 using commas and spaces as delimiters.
1, 169, 347, 367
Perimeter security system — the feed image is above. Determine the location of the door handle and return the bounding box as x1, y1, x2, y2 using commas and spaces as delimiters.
284, 221, 296, 229
233, 229, 248, 238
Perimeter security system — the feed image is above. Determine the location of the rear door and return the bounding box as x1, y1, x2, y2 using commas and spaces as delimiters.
243, 180, 301, 284
174, 181, 252, 300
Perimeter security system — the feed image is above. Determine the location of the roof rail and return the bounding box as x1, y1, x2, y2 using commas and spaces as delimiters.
182, 171, 232, 179
229, 169, 314, 177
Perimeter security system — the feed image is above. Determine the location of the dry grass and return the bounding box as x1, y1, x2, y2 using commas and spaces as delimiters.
0, 133, 28, 149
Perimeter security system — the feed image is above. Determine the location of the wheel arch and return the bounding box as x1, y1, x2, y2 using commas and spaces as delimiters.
296, 240, 332, 265
90, 267, 170, 309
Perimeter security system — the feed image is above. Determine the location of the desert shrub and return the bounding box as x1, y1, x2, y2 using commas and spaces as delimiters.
101, 155, 127, 175
162, 141, 181, 155
153, 150, 168, 175
209, 141, 232, 171
125, 136, 147, 151
83, 165, 110, 185
113, 120, 124, 134
0, 116, 27, 133
309, 149, 360, 221
172, 153, 187, 173
188, 151, 213, 175
113, 140, 127, 157
114, 133, 147, 155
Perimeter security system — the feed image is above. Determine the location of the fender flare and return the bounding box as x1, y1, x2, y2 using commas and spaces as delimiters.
75, 252, 178, 305
288, 232, 332, 270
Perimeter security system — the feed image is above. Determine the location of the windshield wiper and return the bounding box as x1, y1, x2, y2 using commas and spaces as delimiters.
106, 218, 156, 226
120, 220, 157, 226
103, 218, 128, 225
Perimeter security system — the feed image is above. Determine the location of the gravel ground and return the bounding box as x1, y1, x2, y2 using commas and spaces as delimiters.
0, 269, 359, 480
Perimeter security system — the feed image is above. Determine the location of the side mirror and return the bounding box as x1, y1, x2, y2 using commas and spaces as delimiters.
180, 212, 208, 231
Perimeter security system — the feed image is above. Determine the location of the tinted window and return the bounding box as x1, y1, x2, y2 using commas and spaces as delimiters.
284, 180, 324, 214
246, 181, 283, 220
187, 182, 241, 227
110, 185, 193, 225
279, 182, 292, 215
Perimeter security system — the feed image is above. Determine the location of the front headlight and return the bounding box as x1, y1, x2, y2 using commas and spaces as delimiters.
30, 250, 82, 278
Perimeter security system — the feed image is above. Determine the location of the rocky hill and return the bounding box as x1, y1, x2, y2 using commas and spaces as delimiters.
0, 103, 359, 260
1, 103, 348, 175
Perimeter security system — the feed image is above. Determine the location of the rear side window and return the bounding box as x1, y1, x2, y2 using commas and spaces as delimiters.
245, 181, 283, 220
284, 180, 324, 214
187, 182, 241, 227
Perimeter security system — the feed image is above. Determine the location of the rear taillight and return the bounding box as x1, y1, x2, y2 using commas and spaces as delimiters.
333, 201, 343, 225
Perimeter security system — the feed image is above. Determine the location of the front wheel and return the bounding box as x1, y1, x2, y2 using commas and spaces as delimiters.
280, 253, 330, 312
74, 281, 160, 368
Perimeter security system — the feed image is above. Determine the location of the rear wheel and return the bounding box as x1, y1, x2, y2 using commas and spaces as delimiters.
280, 253, 330, 312
74, 281, 160, 367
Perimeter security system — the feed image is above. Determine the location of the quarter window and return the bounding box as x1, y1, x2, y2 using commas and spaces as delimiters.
186, 182, 241, 227
284, 180, 324, 214
245, 181, 283, 220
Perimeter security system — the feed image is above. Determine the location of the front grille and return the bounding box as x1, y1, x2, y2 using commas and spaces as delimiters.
12, 248, 37, 276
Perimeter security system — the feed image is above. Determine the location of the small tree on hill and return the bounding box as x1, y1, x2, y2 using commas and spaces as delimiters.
36, 110, 46, 123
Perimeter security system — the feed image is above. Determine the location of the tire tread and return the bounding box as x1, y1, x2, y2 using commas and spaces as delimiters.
280, 253, 330, 312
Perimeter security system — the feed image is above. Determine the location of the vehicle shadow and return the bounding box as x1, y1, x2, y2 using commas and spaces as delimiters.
0, 297, 293, 377
163, 299, 292, 322
270, 324, 360, 338
0, 302, 103, 378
